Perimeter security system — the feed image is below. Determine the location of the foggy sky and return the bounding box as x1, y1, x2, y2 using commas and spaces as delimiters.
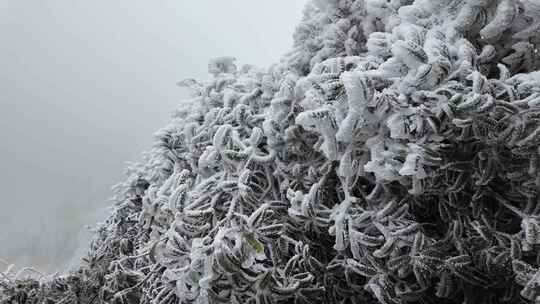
0, 0, 306, 273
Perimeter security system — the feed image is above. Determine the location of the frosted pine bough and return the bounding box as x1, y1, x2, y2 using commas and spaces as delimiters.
2, 0, 540, 303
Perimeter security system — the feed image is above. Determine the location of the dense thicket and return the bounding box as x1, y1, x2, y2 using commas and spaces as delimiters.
2, 0, 540, 303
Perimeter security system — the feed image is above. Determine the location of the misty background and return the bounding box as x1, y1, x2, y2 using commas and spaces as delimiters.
0, 0, 306, 273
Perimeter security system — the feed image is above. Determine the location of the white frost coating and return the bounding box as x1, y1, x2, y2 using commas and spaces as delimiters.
3, 0, 540, 303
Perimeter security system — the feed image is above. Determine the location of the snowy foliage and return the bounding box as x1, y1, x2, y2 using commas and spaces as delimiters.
3, 0, 540, 303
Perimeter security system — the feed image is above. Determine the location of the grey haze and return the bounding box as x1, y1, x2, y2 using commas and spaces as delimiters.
0, 0, 306, 273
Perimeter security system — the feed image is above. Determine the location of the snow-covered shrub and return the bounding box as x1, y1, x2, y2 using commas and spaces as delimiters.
3, 0, 540, 303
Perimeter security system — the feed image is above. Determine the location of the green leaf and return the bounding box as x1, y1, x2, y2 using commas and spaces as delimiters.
244, 233, 264, 253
